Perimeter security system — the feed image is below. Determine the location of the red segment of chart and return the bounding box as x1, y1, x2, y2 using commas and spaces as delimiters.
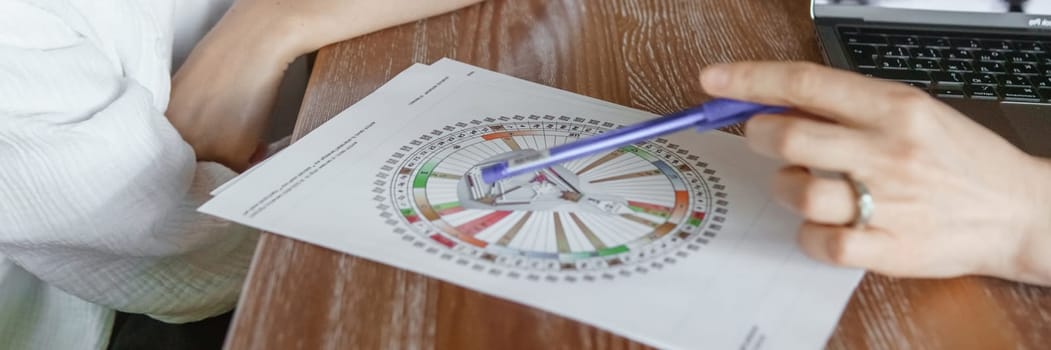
457, 211, 514, 236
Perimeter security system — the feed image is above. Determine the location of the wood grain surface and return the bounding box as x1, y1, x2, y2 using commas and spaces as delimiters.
224, 0, 1051, 349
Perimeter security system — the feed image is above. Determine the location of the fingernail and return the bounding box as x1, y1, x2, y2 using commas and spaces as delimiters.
701, 65, 730, 90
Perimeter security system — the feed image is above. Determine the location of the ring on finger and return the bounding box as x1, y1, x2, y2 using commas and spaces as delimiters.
844, 174, 874, 229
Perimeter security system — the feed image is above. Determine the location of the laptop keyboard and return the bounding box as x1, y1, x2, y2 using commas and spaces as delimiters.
838, 27, 1050, 103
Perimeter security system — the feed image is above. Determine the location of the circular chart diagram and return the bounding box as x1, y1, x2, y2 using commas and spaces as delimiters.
372, 115, 728, 282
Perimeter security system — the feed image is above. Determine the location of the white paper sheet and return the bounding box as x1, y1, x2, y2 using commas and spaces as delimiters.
200, 59, 863, 350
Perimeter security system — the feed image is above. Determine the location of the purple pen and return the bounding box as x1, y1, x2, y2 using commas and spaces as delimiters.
477, 98, 786, 184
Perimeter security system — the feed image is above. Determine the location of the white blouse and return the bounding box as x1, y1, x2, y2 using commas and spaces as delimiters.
0, 0, 257, 349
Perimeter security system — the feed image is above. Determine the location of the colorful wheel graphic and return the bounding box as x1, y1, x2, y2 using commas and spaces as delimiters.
373, 115, 728, 282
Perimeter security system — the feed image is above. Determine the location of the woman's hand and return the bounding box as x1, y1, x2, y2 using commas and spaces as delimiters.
167, 0, 484, 171
700, 61, 1051, 286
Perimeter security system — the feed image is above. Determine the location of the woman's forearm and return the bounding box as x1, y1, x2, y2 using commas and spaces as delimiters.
223, 0, 486, 57
168, 0, 485, 170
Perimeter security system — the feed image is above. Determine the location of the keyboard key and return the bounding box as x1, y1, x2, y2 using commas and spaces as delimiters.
912, 48, 943, 59
981, 40, 1014, 51
880, 46, 911, 58
1041, 64, 1051, 76
1039, 88, 1051, 101
1006, 52, 1040, 63
977, 62, 1007, 74
1009, 63, 1039, 75
1034, 76, 1051, 88
844, 34, 887, 45
1018, 41, 1047, 53
848, 45, 877, 57
965, 85, 1000, 100
889, 36, 921, 47
849, 45, 878, 68
951, 38, 982, 50
880, 58, 910, 70
934, 85, 966, 98
858, 69, 931, 83
977, 50, 1007, 62
932, 71, 967, 85
965, 73, 1001, 85
946, 49, 974, 60
1003, 75, 1034, 87
1003, 86, 1040, 102
943, 61, 974, 72
920, 37, 950, 48
910, 59, 942, 71
903, 81, 929, 90
852, 55, 877, 68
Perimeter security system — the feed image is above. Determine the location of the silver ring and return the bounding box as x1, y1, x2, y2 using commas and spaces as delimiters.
846, 175, 874, 229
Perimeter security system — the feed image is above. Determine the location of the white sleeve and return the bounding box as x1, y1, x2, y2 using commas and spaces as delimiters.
0, 1, 257, 323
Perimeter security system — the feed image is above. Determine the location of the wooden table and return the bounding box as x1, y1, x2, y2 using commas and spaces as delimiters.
225, 0, 1051, 348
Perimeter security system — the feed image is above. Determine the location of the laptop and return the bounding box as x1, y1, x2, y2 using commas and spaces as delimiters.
812, 0, 1051, 157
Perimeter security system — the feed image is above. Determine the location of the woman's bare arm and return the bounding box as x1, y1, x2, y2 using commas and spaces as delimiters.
168, 0, 485, 171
